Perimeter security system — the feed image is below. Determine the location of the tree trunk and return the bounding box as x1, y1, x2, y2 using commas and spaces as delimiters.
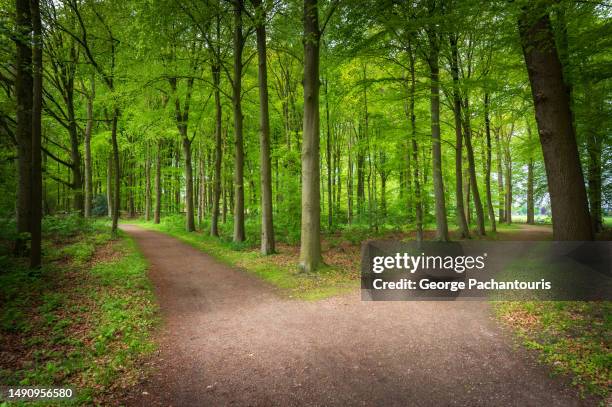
427, 26, 449, 241
347, 133, 353, 224
154, 140, 161, 224
68, 96, 83, 214
84, 75, 94, 218
484, 93, 496, 232
107, 154, 113, 218
462, 102, 486, 236
145, 144, 152, 221
30, 0, 42, 268
253, 0, 275, 254
325, 79, 332, 229
232, 0, 246, 242
211, 64, 222, 237
14, 0, 33, 254
299, 0, 322, 272
587, 129, 603, 233
110, 109, 120, 234
450, 34, 469, 239
408, 43, 423, 242
182, 135, 195, 231
518, 2, 592, 240
527, 157, 535, 224
495, 128, 505, 223
503, 140, 512, 224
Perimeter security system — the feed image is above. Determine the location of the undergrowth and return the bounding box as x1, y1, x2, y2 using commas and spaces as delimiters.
0, 216, 158, 405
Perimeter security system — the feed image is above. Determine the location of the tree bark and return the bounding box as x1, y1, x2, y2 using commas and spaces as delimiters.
107, 154, 113, 218
299, 0, 322, 272
84, 75, 94, 217
408, 43, 423, 242
30, 0, 42, 268
450, 34, 469, 239
253, 0, 275, 254
154, 140, 161, 224
232, 0, 246, 242
181, 135, 195, 231
518, 2, 593, 240
484, 93, 496, 232
325, 79, 332, 229
586, 128, 603, 233
527, 157, 535, 224
462, 100, 486, 236
110, 109, 120, 234
427, 24, 449, 241
14, 0, 33, 254
495, 127, 505, 223
211, 63, 222, 237
145, 143, 152, 221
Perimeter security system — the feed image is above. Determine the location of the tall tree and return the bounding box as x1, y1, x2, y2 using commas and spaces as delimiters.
426, 1, 449, 241
232, 0, 246, 242
252, 0, 275, 254
518, 1, 592, 240
14, 0, 33, 254
299, 0, 323, 272
449, 33, 469, 238
83, 74, 94, 217
169, 75, 196, 232
483, 92, 496, 231
30, 0, 42, 268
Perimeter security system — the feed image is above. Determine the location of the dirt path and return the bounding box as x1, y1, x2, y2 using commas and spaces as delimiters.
496, 223, 553, 241
120, 225, 593, 407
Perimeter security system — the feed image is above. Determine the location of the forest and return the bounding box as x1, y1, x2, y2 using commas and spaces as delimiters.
0, 0, 611, 404
1, 0, 610, 270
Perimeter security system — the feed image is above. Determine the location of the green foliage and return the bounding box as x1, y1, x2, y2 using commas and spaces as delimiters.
0, 218, 158, 405
42, 214, 95, 238
495, 301, 611, 398
91, 195, 109, 217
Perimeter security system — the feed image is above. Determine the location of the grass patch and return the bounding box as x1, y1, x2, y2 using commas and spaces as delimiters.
494, 301, 611, 398
131, 217, 358, 300
0, 218, 158, 405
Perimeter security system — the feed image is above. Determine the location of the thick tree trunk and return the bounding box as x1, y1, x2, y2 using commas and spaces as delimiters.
154, 140, 161, 224
518, 3, 592, 240
30, 0, 42, 268
211, 64, 222, 237
232, 0, 246, 242
299, 0, 322, 272
84, 76, 94, 218
15, 0, 33, 254
450, 35, 469, 239
427, 28, 449, 241
253, 0, 275, 254
484, 93, 496, 232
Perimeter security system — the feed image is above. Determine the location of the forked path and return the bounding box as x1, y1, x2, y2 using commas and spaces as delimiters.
120, 225, 593, 406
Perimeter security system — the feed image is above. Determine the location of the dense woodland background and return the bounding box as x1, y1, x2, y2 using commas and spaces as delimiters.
1, 0, 610, 270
